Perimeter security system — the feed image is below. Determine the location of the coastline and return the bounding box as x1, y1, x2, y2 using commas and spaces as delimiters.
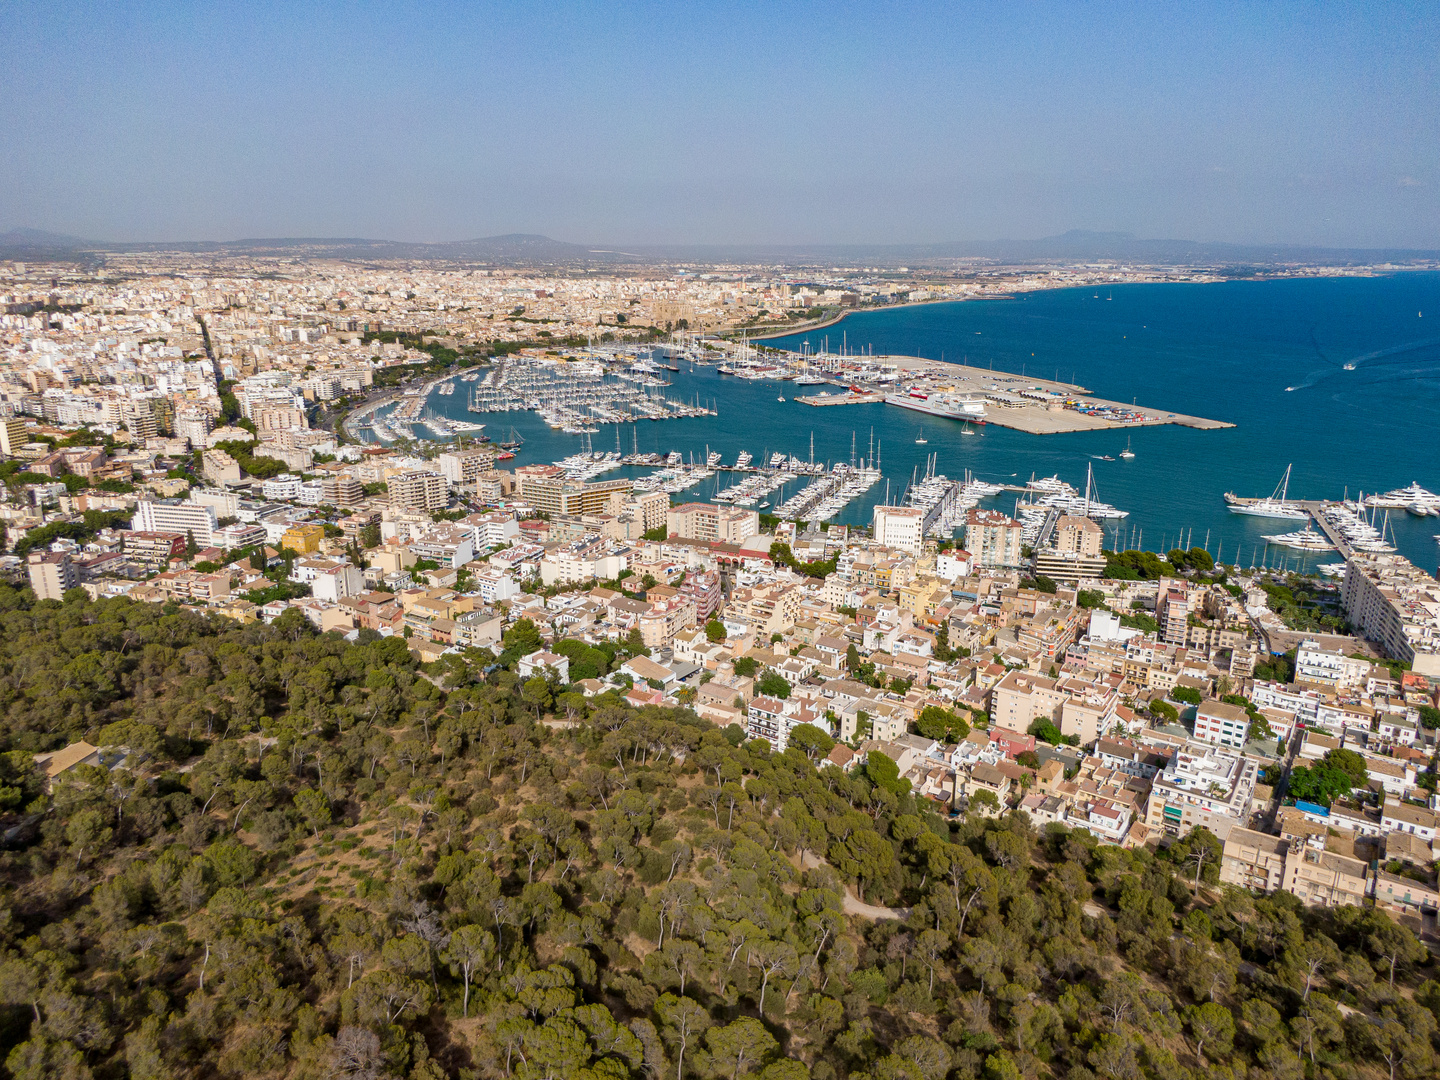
746, 296, 983, 342
745, 263, 1429, 343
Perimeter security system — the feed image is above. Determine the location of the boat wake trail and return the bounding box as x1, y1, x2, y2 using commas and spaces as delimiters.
1289, 337, 1440, 391
1337, 337, 1440, 372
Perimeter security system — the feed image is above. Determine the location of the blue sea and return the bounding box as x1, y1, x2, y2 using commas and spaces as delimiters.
382, 272, 1440, 573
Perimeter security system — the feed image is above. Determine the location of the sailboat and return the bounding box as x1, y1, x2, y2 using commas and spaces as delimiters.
1225, 464, 1307, 519
914, 428, 927, 444
961, 420, 978, 436
777, 394, 786, 402
1120, 437, 1135, 459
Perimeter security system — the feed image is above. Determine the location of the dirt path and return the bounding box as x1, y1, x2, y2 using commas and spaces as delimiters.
843, 890, 908, 920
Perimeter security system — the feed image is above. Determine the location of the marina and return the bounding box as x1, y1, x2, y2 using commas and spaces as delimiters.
334, 277, 1440, 568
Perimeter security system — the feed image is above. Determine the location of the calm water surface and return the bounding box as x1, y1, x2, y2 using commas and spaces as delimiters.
383, 274, 1440, 572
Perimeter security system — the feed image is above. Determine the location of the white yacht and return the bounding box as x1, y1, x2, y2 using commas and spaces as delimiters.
735, 451, 753, 469
1265, 527, 1334, 552
1367, 482, 1440, 517
1225, 464, 1306, 519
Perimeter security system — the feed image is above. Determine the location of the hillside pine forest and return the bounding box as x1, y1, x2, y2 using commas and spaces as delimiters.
0, 587, 1436, 1080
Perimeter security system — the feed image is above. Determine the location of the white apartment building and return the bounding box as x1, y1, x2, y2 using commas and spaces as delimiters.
539, 537, 630, 586
1294, 639, 1372, 689
464, 511, 520, 549
174, 411, 213, 447
1144, 742, 1259, 840
472, 567, 520, 604
309, 561, 365, 603
408, 524, 475, 568
1192, 699, 1252, 750
131, 500, 218, 546
1342, 553, 1440, 677
872, 505, 925, 554
263, 474, 304, 501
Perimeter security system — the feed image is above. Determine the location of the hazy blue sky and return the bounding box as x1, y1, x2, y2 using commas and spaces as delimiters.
3, 2, 1436, 247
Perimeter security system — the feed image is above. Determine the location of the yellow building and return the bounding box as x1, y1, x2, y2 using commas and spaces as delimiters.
281, 523, 326, 554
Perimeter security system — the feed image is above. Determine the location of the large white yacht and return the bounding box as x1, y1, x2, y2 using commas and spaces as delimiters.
1366, 482, 1440, 517
1265, 527, 1334, 552
1225, 464, 1307, 520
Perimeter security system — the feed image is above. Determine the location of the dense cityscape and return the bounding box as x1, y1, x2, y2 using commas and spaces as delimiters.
1, 240, 1439, 1080
5, 2, 1440, 1078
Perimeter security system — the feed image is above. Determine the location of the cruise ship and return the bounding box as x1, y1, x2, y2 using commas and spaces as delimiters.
884, 389, 988, 422
1366, 482, 1440, 517
1225, 464, 1306, 520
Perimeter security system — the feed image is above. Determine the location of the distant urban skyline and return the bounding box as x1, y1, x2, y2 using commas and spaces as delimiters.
3, 2, 1437, 248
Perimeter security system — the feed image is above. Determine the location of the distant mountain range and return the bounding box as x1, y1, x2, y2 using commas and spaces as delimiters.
2, 227, 1436, 268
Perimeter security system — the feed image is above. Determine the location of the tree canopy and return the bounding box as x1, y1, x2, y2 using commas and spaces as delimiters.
0, 583, 1430, 1080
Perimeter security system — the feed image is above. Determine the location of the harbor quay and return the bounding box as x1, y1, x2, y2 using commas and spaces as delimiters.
829, 353, 1234, 435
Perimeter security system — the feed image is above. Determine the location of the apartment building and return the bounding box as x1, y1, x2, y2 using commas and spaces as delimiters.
745, 696, 824, 752
1144, 742, 1259, 840
308, 561, 365, 602
538, 537, 630, 586
27, 551, 77, 600
667, 502, 759, 544
1342, 552, 1440, 677
322, 475, 365, 508
515, 466, 632, 516
1033, 514, 1106, 581
388, 471, 448, 513
872, 505, 925, 555
990, 671, 1068, 733
639, 594, 699, 649
463, 511, 520, 549
472, 567, 520, 604
1192, 698, 1252, 749
154, 570, 232, 603
1158, 585, 1189, 646
0, 418, 31, 457
121, 530, 186, 569
131, 500, 218, 546
626, 490, 670, 535
174, 411, 213, 447
407, 523, 475, 568
263, 474, 303, 501
202, 449, 243, 486
963, 509, 1023, 568
1220, 828, 1368, 908
280, 523, 325, 554
727, 581, 802, 637
436, 448, 493, 489
1294, 638, 1372, 689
